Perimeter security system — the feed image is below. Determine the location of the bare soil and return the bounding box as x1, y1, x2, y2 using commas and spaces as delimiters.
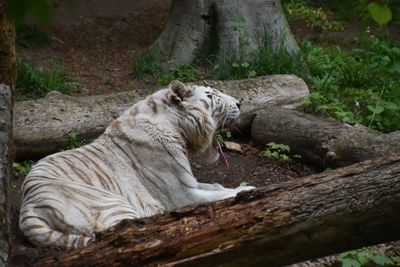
11, 0, 383, 264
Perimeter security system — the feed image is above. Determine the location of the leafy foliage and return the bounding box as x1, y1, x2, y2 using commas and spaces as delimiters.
261, 142, 301, 162
157, 65, 198, 85
16, 59, 78, 100
301, 35, 400, 132
65, 134, 87, 150
368, 2, 392, 27
13, 160, 35, 177
338, 247, 397, 267
132, 49, 163, 79
132, 49, 198, 85
285, 0, 344, 31
215, 36, 305, 80
216, 128, 232, 146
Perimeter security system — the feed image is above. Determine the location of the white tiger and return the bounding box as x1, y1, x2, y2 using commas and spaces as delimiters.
19, 80, 255, 248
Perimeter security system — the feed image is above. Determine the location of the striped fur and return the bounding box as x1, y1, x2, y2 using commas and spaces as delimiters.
19, 81, 255, 248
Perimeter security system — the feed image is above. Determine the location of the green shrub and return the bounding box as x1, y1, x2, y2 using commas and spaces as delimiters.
301, 35, 400, 132
157, 64, 198, 85
132, 49, 163, 79
285, 1, 344, 31
262, 142, 301, 162
13, 160, 35, 176
215, 36, 305, 80
338, 247, 398, 267
16, 59, 78, 100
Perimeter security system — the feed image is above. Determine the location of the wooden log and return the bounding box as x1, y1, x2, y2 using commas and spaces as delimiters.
0, 85, 12, 266
252, 106, 400, 168
35, 156, 400, 266
14, 75, 308, 158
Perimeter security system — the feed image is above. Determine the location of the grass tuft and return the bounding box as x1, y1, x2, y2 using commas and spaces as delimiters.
16, 59, 78, 100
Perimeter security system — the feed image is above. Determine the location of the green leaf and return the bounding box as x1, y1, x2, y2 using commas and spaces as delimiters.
301, 97, 312, 106
367, 105, 384, 114
262, 150, 272, 157
248, 70, 257, 77
357, 252, 368, 265
388, 61, 400, 74
271, 151, 279, 159
240, 182, 250, 187
280, 154, 290, 161
368, 3, 392, 27
266, 142, 276, 148
392, 256, 400, 263
341, 258, 361, 267
12, 162, 22, 169
383, 101, 399, 111
371, 255, 395, 265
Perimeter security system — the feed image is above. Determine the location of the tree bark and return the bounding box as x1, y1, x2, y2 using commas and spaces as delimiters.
145, 0, 298, 67
0, 1, 15, 264
252, 106, 400, 168
35, 155, 400, 266
14, 74, 308, 158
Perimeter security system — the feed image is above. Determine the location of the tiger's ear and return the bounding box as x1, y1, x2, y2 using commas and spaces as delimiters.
169, 80, 192, 105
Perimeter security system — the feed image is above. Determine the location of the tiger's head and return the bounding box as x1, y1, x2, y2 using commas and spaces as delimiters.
167, 80, 240, 167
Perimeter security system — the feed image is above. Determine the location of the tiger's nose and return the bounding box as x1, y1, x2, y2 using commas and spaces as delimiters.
236, 102, 241, 110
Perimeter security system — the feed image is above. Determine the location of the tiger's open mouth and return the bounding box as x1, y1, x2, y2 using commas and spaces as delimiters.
213, 136, 229, 168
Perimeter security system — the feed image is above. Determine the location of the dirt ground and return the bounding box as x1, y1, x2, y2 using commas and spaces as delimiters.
10, 0, 388, 265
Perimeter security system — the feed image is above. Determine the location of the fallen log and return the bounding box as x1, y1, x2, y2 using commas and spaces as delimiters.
252, 106, 400, 168
35, 155, 400, 266
14, 75, 308, 158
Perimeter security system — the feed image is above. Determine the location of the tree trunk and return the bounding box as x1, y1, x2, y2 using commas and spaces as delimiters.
35, 156, 400, 266
252, 106, 400, 168
0, 1, 15, 264
146, 0, 298, 67
14, 75, 308, 158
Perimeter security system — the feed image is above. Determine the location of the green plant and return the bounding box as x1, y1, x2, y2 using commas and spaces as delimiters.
13, 160, 36, 176
338, 247, 397, 267
16, 23, 51, 48
359, 0, 399, 28
157, 64, 198, 85
239, 182, 251, 187
261, 142, 301, 162
215, 35, 305, 80
216, 128, 232, 146
65, 134, 87, 150
132, 49, 163, 79
16, 58, 78, 100
285, 1, 344, 31
301, 36, 400, 132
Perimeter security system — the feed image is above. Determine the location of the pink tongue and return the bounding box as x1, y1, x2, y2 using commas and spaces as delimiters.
213, 138, 229, 168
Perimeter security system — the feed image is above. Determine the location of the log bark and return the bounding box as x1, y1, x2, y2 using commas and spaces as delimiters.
145, 0, 298, 67
0, 1, 15, 264
35, 155, 400, 266
14, 74, 308, 158
252, 106, 400, 168
0, 85, 12, 267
